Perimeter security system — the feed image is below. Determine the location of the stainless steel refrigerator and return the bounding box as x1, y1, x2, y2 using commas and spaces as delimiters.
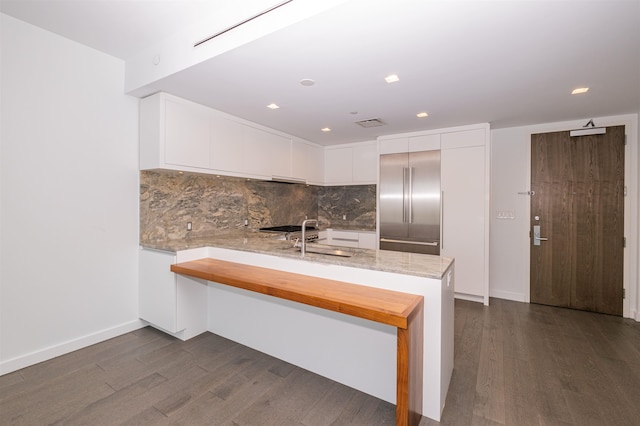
379, 150, 441, 255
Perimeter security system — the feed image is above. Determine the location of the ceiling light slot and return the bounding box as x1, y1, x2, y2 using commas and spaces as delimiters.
194, 0, 294, 47
355, 118, 385, 128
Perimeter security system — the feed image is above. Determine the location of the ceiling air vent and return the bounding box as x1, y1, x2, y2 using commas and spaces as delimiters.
355, 118, 385, 128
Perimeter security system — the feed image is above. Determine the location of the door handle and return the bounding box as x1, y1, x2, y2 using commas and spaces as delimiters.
533, 225, 548, 246
408, 167, 414, 224
402, 168, 409, 223
441, 190, 444, 250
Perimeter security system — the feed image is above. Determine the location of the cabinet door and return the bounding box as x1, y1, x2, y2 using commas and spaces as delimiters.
329, 230, 360, 248
379, 137, 409, 154
441, 145, 486, 298
324, 147, 353, 184
139, 249, 181, 333
164, 98, 211, 169
409, 134, 440, 152
139, 94, 162, 170
243, 125, 291, 178
441, 128, 485, 149
210, 113, 243, 172
316, 230, 329, 244
352, 142, 377, 183
292, 139, 323, 184
358, 232, 378, 249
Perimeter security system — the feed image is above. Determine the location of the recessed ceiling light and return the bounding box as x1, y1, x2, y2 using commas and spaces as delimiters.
300, 79, 315, 86
417, 112, 429, 118
267, 103, 280, 109
385, 74, 400, 83
321, 127, 331, 132
571, 87, 589, 94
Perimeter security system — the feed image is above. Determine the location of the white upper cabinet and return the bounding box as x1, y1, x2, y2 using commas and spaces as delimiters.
352, 142, 378, 183
140, 92, 322, 182
164, 98, 211, 168
209, 114, 243, 173
379, 133, 441, 155
324, 146, 353, 184
324, 141, 377, 185
440, 127, 486, 149
409, 134, 441, 152
292, 139, 324, 185
379, 137, 409, 155
140, 92, 213, 171
242, 125, 291, 179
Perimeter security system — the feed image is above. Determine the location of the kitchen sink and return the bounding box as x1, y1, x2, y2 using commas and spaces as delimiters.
303, 246, 355, 257
280, 245, 355, 258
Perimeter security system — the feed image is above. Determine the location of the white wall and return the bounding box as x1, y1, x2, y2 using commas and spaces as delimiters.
0, 14, 142, 374
490, 114, 639, 320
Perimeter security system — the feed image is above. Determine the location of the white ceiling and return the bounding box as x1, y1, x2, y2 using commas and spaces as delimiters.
2, 0, 639, 146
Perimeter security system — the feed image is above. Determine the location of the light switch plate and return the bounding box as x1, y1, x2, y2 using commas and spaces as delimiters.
496, 210, 515, 220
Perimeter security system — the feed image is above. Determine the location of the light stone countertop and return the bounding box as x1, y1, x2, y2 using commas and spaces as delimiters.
141, 230, 453, 280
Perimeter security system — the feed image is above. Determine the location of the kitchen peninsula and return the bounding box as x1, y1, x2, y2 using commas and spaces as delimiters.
139, 231, 454, 422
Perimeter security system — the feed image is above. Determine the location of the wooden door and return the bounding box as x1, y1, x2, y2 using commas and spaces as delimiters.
530, 126, 625, 315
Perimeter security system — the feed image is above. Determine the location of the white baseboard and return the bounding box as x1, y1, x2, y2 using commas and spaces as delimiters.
489, 289, 527, 302
0, 319, 146, 376
454, 293, 484, 303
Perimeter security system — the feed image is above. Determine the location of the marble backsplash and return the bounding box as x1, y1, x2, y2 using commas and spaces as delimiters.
140, 170, 376, 243
318, 185, 377, 231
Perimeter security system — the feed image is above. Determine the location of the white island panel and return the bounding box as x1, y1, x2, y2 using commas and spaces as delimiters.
202, 246, 454, 421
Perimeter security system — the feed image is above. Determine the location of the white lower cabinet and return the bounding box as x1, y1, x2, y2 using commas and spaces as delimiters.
358, 231, 378, 249
441, 144, 487, 300
139, 248, 208, 340
324, 229, 377, 249
328, 230, 359, 247
317, 230, 329, 244
440, 127, 489, 303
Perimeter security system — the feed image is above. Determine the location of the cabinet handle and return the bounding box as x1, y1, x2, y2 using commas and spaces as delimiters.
441, 190, 444, 250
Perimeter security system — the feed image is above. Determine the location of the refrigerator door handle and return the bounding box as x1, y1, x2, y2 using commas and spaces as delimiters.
380, 238, 439, 246
408, 167, 414, 224
441, 190, 444, 250
402, 167, 409, 223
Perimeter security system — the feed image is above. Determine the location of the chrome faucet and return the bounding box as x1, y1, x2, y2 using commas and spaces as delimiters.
300, 219, 318, 257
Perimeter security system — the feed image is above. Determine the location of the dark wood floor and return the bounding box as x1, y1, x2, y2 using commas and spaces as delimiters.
1, 299, 640, 425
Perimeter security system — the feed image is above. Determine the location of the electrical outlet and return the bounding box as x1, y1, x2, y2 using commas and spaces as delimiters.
342, 214, 347, 220
187, 222, 192, 231
244, 219, 249, 227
